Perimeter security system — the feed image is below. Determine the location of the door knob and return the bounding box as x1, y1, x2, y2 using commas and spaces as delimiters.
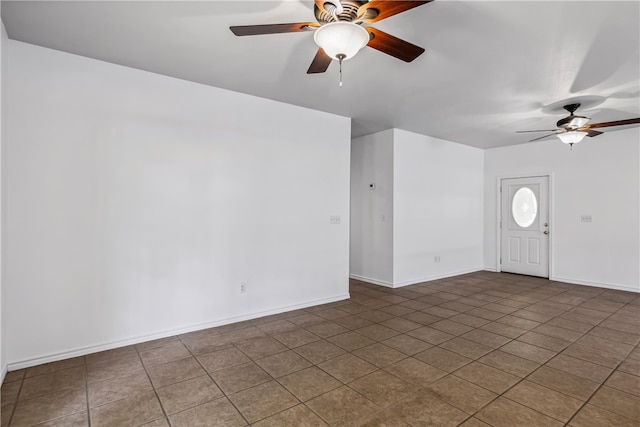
544, 230, 549, 234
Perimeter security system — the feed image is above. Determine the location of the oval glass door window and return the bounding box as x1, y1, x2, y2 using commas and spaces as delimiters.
512, 187, 537, 228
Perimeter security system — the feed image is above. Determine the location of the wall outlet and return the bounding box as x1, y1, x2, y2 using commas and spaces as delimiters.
580, 215, 592, 223
434, 255, 441, 263
240, 283, 247, 293
330, 215, 341, 224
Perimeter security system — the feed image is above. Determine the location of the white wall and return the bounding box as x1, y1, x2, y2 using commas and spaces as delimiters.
393, 129, 484, 285
5, 41, 351, 368
0, 16, 7, 381
484, 129, 640, 292
350, 130, 394, 285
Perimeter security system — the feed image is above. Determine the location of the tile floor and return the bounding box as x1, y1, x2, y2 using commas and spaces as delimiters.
1, 271, 639, 426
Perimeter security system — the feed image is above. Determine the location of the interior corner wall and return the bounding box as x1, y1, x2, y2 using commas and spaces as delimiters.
5, 41, 351, 368
0, 17, 7, 381
483, 128, 640, 292
392, 129, 484, 286
350, 130, 394, 286
350, 128, 484, 288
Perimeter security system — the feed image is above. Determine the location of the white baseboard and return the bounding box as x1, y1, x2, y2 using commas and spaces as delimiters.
351, 268, 484, 289
483, 267, 498, 272
349, 274, 394, 288
1, 364, 7, 384
392, 268, 484, 288
482, 265, 638, 293
550, 276, 639, 293
7, 293, 350, 372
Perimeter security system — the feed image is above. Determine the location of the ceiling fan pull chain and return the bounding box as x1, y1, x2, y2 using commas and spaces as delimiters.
337, 53, 345, 87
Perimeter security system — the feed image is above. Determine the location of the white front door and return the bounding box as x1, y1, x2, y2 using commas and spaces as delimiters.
500, 176, 549, 278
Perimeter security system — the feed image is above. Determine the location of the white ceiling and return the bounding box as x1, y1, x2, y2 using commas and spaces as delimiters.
2, 0, 639, 149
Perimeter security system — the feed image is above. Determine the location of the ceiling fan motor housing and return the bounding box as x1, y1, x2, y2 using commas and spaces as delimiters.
315, 1, 369, 23
556, 103, 589, 129
557, 115, 589, 129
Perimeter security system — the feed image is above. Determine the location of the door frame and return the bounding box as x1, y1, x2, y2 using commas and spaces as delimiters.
495, 173, 554, 277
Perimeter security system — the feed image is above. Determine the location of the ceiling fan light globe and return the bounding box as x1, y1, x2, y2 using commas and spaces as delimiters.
557, 130, 588, 144
314, 22, 369, 60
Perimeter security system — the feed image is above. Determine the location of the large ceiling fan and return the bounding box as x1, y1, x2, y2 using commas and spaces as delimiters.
517, 104, 640, 147
230, 1, 431, 83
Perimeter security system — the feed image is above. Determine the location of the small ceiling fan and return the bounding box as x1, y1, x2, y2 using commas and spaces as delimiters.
230, 1, 431, 83
517, 103, 640, 147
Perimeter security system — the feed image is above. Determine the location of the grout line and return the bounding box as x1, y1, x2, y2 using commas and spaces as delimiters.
190, 315, 392, 424
563, 298, 640, 426
178, 331, 303, 425
134, 345, 170, 426
347, 280, 541, 424
84, 356, 91, 427
350, 274, 639, 426
7, 272, 637, 427
563, 356, 636, 426
176, 334, 260, 426
5, 374, 25, 427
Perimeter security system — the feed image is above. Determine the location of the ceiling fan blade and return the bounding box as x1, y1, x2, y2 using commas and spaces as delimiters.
366, 27, 425, 62
358, 1, 433, 23
587, 129, 603, 137
307, 48, 332, 74
230, 22, 318, 36
584, 118, 640, 129
528, 133, 558, 142
516, 129, 559, 133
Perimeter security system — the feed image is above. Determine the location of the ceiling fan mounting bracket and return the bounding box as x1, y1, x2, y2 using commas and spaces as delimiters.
563, 103, 580, 115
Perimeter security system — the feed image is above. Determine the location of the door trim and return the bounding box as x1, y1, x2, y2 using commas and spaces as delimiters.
495, 173, 554, 277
